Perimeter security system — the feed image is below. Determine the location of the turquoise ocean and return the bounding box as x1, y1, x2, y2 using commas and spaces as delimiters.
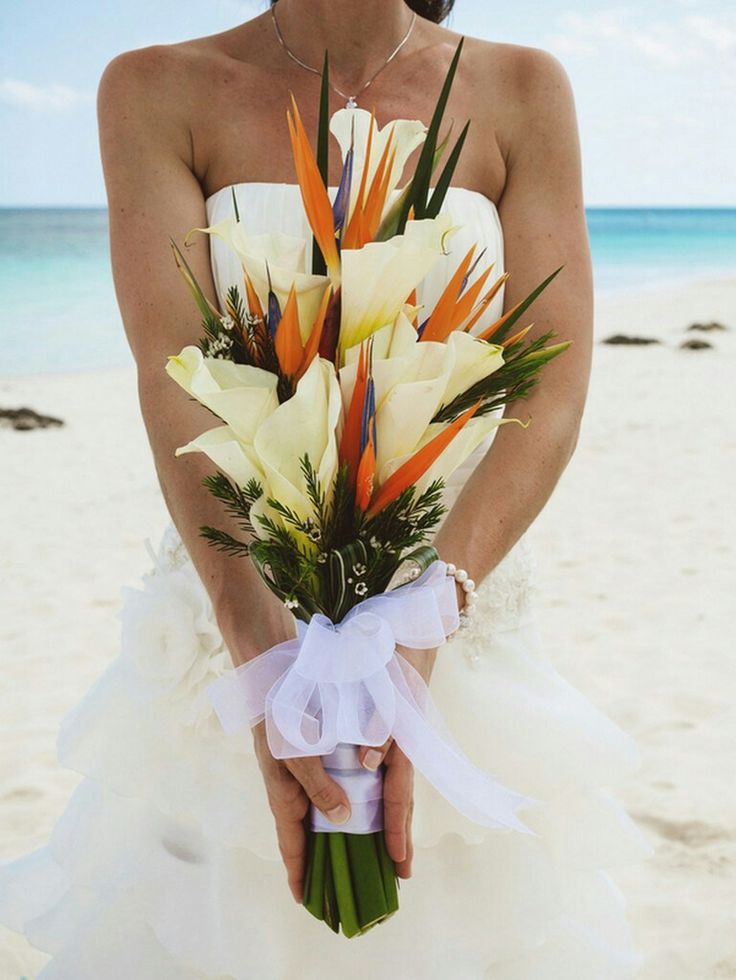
1, 206, 735, 375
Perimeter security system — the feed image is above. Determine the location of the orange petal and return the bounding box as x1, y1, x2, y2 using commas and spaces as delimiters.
451, 264, 494, 330
476, 296, 526, 342
362, 131, 397, 243
338, 342, 369, 481
296, 286, 332, 380
462, 272, 510, 333
420, 246, 476, 343
287, 99, 340, 277
342, 108, 376, 249
274, 284, 304, 376
244, 270, 264, 321
367, 401, 482, 516
355, 430, 376, 511
502, 323, 533, 349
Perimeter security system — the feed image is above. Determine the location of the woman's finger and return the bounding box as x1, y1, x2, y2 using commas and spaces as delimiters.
272, 795, 309, 903
382, 744, 413, 866
285, 756, 352, 826
394, 797, 414, 879
359, 736, 394, 771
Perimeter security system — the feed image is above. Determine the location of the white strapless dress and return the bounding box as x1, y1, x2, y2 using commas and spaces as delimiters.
0, 184, 651, 979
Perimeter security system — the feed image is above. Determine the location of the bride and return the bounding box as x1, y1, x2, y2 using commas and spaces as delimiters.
0, 1, 651, 976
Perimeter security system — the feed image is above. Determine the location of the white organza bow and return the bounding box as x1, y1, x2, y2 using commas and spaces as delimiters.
207, 561, 539, 833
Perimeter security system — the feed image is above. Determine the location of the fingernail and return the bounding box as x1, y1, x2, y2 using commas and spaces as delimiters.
363, 749, 383, 771
326, 804, 350, 825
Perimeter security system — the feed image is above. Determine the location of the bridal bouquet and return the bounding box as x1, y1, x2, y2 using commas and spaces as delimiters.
166, 41, 569, 937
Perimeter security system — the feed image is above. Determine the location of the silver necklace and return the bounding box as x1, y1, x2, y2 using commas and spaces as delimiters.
270, 5, 417, 109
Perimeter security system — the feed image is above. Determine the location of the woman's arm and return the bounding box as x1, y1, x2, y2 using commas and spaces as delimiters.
433, 47, 594, 586
97, 47, 351, 902
97, 49, 294, 663
362, 49, 594, 873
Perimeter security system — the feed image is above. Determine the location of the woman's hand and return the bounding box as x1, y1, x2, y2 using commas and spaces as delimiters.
357, 644, 438, 880
252, 721, 352, 904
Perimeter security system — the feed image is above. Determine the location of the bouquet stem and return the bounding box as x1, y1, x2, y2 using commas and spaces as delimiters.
302, 743, 399, 937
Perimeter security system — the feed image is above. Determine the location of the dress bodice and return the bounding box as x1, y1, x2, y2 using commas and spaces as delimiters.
203, 182, 507, 511
204, 181, 505, 338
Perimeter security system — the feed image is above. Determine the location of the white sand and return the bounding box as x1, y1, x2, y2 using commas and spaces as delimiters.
1, 275, 735, 978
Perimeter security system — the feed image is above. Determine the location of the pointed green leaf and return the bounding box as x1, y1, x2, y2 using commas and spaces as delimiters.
425, 120, 471, 219
312, 50, 330, 277
169, 238, 217, 323
328, 833, 361, 938
396, 37, 465, 232
484, 266, 564, 344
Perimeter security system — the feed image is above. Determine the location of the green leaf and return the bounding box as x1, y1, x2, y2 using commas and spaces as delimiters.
328, 833, 361, 938
376, 830, 400, 915
347, 833, 394, 931
424, 120, 471, 219
199, 526, 250, 558
169, 238, 218, 324
312, 50, 330, 277
230, 186, 240, 223
303, 830, 327, 924
483, 266, 564, 344
322, 836, 340, 933
396, 37, 465, 233
328, 539, 369, 622
399, 544, 440, 578
374, 132, 450, 241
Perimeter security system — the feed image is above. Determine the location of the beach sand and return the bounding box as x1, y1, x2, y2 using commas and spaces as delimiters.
1, 274, 734, 978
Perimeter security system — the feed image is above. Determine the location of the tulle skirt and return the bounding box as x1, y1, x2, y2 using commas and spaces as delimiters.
0, 523, 651, 979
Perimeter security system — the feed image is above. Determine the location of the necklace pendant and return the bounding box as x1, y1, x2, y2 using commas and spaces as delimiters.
345, 96, 358, 110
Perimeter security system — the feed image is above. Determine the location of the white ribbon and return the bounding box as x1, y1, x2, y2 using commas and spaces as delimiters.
207, 561, 539, 834
312, 743, 385, 833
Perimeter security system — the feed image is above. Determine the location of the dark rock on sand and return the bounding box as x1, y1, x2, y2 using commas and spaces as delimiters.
603, 334, 662, 346
687, 321, 728, 333
680, 339, 713, 351
0, 407, 65, 431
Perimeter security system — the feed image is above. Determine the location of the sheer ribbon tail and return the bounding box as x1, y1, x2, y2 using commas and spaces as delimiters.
205, 560, 539, 833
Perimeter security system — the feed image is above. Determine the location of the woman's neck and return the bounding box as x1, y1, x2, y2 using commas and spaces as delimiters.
270, 0, 417, 91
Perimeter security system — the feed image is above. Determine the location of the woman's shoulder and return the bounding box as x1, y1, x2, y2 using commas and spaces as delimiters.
98, 15, 267, 88
458, 31, 572, 101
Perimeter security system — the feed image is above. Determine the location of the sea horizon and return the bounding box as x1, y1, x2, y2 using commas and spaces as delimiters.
1, 205, 735, 376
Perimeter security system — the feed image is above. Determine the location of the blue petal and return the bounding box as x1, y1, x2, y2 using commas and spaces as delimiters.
333, 146, 354, 236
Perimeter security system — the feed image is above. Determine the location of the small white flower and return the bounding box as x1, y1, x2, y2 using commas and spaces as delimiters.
354, 581, 368, 597
219, 314, 236, 331
352, 563, 367, 576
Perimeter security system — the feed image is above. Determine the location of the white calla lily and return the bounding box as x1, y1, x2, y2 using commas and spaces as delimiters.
339, 309, 509, 477
339, 213, 455, 357
188, 218, 329, 342
175, 425, 264, 488
378, 413, 520, 495
441, 332, 505, 408
329, 108, 427, 224
370, 341, 454, 472
171, 356, 343, 537
253, 356, 343, 522
165, 346, 279, 443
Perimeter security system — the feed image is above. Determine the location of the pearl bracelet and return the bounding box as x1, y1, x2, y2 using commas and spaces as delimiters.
389, 560, 479, 640
445, 563, 479, 635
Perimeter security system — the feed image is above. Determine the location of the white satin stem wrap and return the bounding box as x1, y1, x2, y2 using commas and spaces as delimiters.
312, 743, 385, 833
207, 561, 540, 834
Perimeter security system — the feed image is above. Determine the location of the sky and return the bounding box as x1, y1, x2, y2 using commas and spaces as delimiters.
1, 0, 734, 207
